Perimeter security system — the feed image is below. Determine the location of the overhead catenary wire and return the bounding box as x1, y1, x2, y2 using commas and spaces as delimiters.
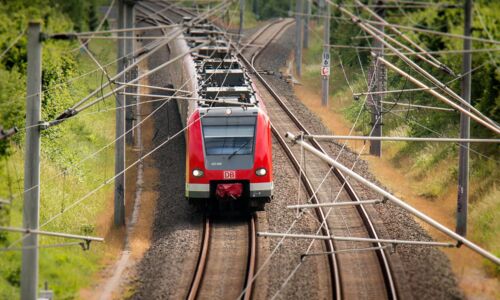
70, 0, 116, 53
118, 92, 256, 106
383, 107, 500, 163
474, 5, 499, 69
260, 232, 455, 247
24, 30, 179, 104
76, 41, 207, 112
303, 135, 500, 143
348, 2, 499, 165
0, 27, 27, 61
115, 82, 192, 94
353, 61, 490, 99
354, 0, 454, 75
37, 50, 238, 241
359, 16, 500, 45
51, 0, 232, 121
56, 24, 179, 37
0, 226, 103, 242
78, 37, 120, 102
6, 24, 238, 249
270, 121, 383, 299
236, 36, 383, 299
59, 27, 185, 110
376, 54, 500, 134
292, 9, 500, 45
340, 3, 460, 9
7, 4, 233, 208
49, 41, 209, 127
0, 242, 86, 252
74, 35, 182, 40
328, 44, 500, 55
379, 100, 455, 112
286, 132, 500, 265
330, 1, 500, 132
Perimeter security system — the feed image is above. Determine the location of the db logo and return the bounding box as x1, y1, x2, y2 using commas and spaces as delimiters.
223, 171, 236, 179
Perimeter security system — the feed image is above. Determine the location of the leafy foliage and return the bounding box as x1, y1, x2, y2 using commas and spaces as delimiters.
0, 1, 115, 298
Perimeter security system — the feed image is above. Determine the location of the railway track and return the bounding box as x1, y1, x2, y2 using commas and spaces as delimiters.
142, 2, 398, 298
240, 18, 295, 66
239, 19, 399, 299
187, 215, 257, 300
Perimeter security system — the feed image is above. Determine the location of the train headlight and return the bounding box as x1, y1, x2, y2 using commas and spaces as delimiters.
255, 168, 267, 176
192, 169, 204, 177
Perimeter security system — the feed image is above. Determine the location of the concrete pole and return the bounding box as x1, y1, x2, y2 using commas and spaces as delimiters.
369, 0, 384, 157
295, 0, 303, 77
321, 0, 330, 107
456, 0, 472, 237
115, 0, 126, 226
125, 1, 135, 145
303, 0, 311, 48
239, 0, 245, 44
22, 21, 42, 300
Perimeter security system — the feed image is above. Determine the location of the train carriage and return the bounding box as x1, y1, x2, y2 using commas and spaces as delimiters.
168, 20, 273, 211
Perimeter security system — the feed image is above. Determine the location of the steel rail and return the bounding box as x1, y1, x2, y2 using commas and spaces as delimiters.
271, 125, 340, 298
187, 216, 211, 300
186, 215, 258, 300
243, 214, 257, 300
164, 5, 258, 300
287, 132, 500, 265
251, 19, 295, 67
237, 20, 398, 299
239, 21, 341, 299
240, 19, 280, 53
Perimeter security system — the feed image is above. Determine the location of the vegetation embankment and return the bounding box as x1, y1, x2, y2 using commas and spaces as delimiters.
0, 1, 119, 298
290, 0, 499, 277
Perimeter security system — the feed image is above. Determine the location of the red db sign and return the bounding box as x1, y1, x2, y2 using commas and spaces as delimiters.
223, 171, 236, 179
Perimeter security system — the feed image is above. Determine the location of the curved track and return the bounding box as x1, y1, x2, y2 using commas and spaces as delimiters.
141, 2, 398, 299
240, 18, 295, 66
240, 20, 399, 299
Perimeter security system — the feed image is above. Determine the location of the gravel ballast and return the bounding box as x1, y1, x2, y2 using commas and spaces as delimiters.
256, 25, 463, 300
129, 31, 203, 299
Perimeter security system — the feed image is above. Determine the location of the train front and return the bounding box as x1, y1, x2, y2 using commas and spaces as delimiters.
186, 106, 273, 211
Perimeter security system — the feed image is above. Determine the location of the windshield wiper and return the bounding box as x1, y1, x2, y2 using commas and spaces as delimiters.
228, 139, 252, 160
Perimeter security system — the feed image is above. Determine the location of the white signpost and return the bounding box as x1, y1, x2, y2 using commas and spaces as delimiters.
321, 51, 330, 77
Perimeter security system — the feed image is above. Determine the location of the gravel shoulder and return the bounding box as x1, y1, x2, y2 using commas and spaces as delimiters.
129, 36, 203, 299
256, 24, 464, 300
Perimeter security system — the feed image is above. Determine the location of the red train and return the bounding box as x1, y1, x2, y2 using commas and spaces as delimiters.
168, 20, 273, 211
185, 105, 273, 211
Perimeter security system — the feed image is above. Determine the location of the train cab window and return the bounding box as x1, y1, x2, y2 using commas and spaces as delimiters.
202, 117, 256, 156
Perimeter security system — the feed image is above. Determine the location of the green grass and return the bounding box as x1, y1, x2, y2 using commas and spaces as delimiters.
226, 0, 260, 29
0, 39, 117, 299
470, 188, 500, 276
